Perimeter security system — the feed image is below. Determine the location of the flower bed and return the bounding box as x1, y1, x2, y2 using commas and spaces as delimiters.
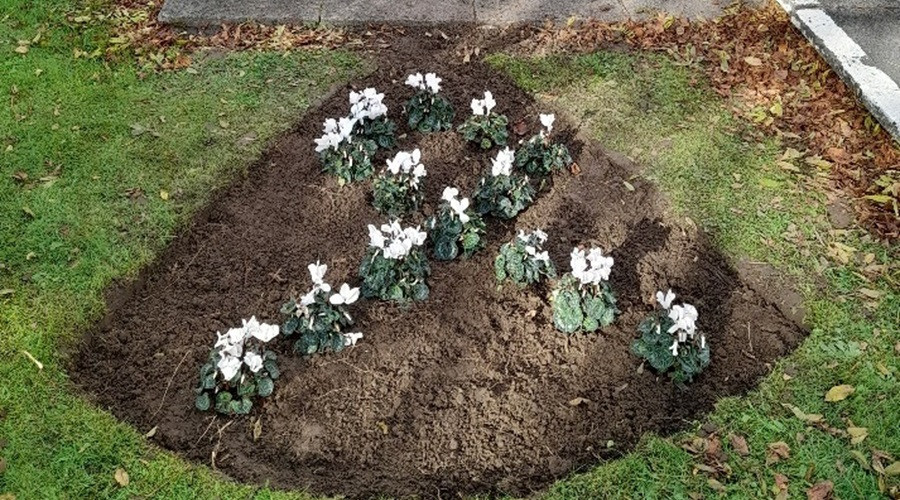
72, 59, 805, 499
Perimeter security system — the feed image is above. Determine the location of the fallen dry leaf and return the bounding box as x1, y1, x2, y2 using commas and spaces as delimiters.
847, 426, 868, 445
729, 433, 749, 456
806, 480, 833, 500
568, 397, 591, 406
885, 461, 900, 476
766, 441, 791, 465
824, 384, 854, 402
743, 56, 762, 66
114, 467, 129, 487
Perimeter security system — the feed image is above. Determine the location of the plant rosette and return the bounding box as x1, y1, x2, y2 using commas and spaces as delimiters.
360, 220, 431, 302
372, 149, 427, 217
552, 246, 618, 334
280, 261, 364, 355
514, 113, 572, 189
631, 289, 710, 386
404, 72, 455, 133
349, 87, 397, 149
428, 186, 486, 261
495, 229, 556, 286
458, 91, 509, 149
194, 317, 281, 415
473, 147, 536, 219
314, 117, 377, 185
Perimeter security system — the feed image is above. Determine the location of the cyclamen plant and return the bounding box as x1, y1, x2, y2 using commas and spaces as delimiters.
280, 261, 364, 355
372, 149, 427, 217
360, 221, 431, 302
314, 117, 377, 185
458, 91, 509, 149
194, 317, 281, 415
428, 186, 486, 261
472, 147, 536, 219
552, 247, 618, 334
404, 72, 455, 133
495, 229, 556, 286
349, 87, 397, 149
514, 114, 572, 188
631, 289, 710, 386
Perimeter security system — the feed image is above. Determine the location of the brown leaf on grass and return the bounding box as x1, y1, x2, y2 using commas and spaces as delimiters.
114, 467, 129, 487
707, 478, 726, 493
847, 427, 868, 445
766, 441, 791, 465
824, 384, 854, 402
782, 403, 823, 423
774, 473, 789, 500
885, 461, 900, 476
806, 480, 833, 500
729, 433, 749, 456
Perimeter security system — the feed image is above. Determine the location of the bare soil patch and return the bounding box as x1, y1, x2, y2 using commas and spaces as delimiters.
71, 32, 805, 499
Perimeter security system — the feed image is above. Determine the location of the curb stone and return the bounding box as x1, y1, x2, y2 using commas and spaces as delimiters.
775, 0, 900, 141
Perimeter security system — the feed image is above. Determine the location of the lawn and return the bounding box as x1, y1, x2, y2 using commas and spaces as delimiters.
1, 1, 897, 499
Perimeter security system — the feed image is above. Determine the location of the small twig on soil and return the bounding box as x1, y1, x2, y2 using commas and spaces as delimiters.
152, 349, 191, 419
210, 420, 234, 470
742, 350, 757, 361
194, 415, 218, 448
746, 322, 753, 352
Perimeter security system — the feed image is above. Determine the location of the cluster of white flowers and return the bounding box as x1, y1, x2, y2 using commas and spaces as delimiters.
570, 247, 614, 287
441, 186, 471, 224
314, 88, 388, 153
296, 262, 364, 347
368, 220, 427, 260
655, 289, 704, 356
213, 317, 280, 381
470, 91, 496, 116
299, 261, 360, 307
517, 229, 550, 263
349, 87, 388, 122
539, 113, 555, 138
385, 148, 427, 188
314, 117, 356, 153
405, 72, 442, 94
491, 147, 515, 177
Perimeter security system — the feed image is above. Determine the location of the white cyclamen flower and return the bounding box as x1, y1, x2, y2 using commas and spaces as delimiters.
669, 339, 679, 357
405, 72, 425, 90
540, 113, 555, 134
243, 351, 263, 373
217, 354, 241, 380
343, 332, 364, 346
308, 261, 328, 285
656, 289, 676, 310
667, 304, 698, 340
533, 229, 548, 243
368, 224, 386, 249
330, 283, 360, 305
442, 186, 459, 202
482, 91, 496, 114
424, 72, 441, 93
491, 147, 515, 177
534, 251, 550, 263
248, 321, 280, 343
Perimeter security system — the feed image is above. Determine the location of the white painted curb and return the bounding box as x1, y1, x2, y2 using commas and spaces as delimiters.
776, 0, 900, 141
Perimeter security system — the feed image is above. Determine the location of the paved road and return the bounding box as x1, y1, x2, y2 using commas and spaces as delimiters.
158, 0, 749, 25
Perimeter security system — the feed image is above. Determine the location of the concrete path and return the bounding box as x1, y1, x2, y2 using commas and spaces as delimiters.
158, 0, 745, 26
777, 0, 900, 140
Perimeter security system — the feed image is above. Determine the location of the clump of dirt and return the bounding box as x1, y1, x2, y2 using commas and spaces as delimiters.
71, 33, 805, 499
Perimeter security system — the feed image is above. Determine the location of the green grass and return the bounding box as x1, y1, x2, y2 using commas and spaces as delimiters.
490, 52, 899, 499
0, 0, 361, 497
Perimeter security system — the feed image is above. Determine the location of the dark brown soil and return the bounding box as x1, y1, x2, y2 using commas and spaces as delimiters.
70, 29, 805, 499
